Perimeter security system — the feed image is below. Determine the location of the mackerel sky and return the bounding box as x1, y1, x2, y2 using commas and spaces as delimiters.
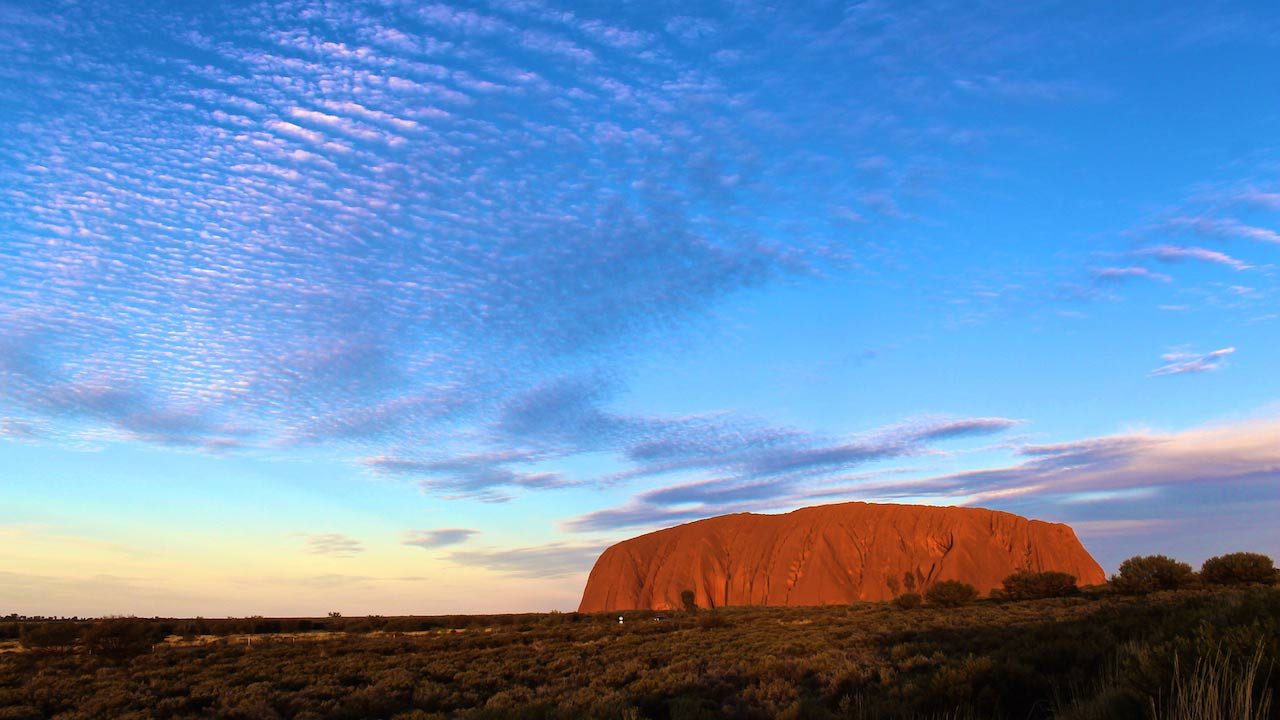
2, 0, 1279, 616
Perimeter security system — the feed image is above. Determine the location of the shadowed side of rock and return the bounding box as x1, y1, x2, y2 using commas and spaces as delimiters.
578, 502, 1106, 612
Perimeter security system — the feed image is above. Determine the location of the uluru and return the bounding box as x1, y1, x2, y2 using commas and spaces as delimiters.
579, 502, 1105, 612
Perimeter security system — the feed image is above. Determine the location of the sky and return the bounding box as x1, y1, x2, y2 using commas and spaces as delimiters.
1, 0, 1279, 618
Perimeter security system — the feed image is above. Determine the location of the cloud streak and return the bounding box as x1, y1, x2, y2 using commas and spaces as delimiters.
299, 533, 364, 557
1090, 266, 1172, 283
562, 412, 1020, 532
445, 542, 608, 579
402, 528, 479, 549
566, 417, 1280, 552
1150, 347, 1236, 377
1136, 245, 1250, 270
1168, 217, 1280, 245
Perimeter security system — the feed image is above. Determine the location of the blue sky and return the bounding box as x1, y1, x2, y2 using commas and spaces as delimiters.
1, 0, 1279, 616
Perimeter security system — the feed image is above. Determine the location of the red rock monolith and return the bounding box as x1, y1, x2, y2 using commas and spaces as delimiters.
578, 502, 1105, 612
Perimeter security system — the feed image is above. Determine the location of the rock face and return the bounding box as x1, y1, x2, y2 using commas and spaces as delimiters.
578, 502, 1105, 612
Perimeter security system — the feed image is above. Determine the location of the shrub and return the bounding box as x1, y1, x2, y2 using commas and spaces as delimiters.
18, 622, 79, 650
891, 592, 922, 610
697, 611, 726, 630
1001, 571, 1079, 599
82, 618, 166, 658
1200, 552, 1277, 586
925, 581, 978, 607
680, 590, 697, 612
1110, 555, 1195, 594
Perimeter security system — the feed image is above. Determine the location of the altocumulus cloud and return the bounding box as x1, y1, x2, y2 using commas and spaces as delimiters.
0, 418, 41, 440
1, 0, 863, 462
0, 0, 1117, 504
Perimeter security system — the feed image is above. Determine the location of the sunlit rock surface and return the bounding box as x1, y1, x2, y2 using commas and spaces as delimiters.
579, 502, 1105, 612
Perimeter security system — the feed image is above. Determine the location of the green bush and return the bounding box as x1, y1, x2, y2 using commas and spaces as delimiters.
1001, 571, 1079, 599
680, 589, 697, 612
1200, 552, 1277, 586
925, 581, 978, 607
1109, 555, 1195, 594
891, 592, 922, 610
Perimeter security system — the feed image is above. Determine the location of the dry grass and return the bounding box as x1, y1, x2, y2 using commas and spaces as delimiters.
1154, 643, 1273, 720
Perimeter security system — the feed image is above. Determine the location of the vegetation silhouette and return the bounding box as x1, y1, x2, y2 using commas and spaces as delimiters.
1109, 555, 1196, 595
999, 571, 1079, 600
1200, 552, 1278, 586
924, 580, 979, 607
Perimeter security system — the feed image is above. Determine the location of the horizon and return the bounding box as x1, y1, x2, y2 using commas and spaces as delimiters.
3, 0, 1280, 618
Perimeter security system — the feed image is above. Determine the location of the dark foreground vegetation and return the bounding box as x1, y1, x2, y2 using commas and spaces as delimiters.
1, 556, 1276, 720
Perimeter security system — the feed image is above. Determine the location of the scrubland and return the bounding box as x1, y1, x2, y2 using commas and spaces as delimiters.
1, 582, 1276, 720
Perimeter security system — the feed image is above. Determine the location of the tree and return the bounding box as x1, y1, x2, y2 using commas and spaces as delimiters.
82, 618, 165, 658
680, 590, 698, 612
1109, 555, 1195, 594
925, 580, 978, 607
1200, 552, 1277, 585
891, 592, 922, 610
1001, 571, 1079, 599
18, 622, 80, 651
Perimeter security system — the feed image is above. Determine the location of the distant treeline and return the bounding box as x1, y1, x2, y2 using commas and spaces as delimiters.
0, 611, 594, 643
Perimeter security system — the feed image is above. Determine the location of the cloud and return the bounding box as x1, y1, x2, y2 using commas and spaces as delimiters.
930, 420, 1280, 505
298, 533, 364, 557
1068, 519, 1172, 537
494, 376, 625, 449
359, 380, 1015, 504
1136, 245, 1249, 270
567, 415, 1280, 540
1168, 217, 1280, 245
363, 451, 572, 503
2, 0, 852, 467
1150, 347, 1235, 376
0, 325, 254, 449
0, 0, 1108, 476
1090, 266, 1172, 283
0, 418, 40, 440
562, 415, 1020, 532
1231, 190, 1280, 211
445, 542, 607, 578
953, 74, 1102, 103
908, 417, 1021, 442
402, 528, 478, 549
